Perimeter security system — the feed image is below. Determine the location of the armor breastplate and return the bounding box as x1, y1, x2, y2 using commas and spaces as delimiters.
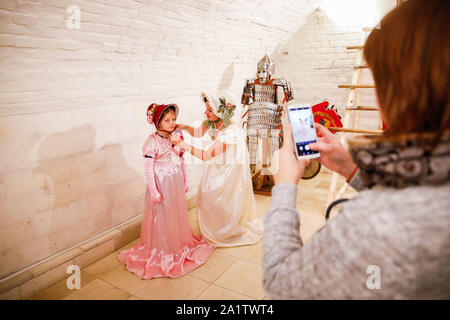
254, 84, 276, 103
248, 84, 281, 130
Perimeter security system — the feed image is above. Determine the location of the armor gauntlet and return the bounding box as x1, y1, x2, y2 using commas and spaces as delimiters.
273, 77, 294, 102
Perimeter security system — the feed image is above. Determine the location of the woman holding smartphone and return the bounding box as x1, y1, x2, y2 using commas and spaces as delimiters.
263, 0, 450, 299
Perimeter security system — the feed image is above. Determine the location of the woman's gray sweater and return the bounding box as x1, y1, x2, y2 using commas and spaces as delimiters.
262, 171, 450, 299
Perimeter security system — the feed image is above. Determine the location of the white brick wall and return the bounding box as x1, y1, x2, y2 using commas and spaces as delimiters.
276, 0, 396, 137
0, 0, 395, 278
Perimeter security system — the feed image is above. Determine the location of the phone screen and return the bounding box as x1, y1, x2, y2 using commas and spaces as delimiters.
288, 105, 319, 157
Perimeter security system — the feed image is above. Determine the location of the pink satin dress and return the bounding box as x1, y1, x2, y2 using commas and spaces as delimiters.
118, 133, 215, 279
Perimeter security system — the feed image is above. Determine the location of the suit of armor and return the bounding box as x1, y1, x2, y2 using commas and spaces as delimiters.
241, 55, 294, 174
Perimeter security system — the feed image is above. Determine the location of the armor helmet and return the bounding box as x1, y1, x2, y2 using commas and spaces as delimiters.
257, 55, 275, 84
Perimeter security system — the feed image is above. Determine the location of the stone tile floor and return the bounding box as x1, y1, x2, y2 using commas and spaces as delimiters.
31, 171, 356, 300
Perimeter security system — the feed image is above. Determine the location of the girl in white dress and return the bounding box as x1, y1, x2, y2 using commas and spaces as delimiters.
169, 92, 262, 247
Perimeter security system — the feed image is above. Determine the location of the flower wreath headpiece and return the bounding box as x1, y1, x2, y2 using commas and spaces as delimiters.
147, 103, 157, 122
147, 103, 158, 124
201, 92, 236, 128
216, 96, 236, 127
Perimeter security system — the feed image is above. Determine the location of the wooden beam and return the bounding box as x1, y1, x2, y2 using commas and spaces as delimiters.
327, 50, 363, 208
345, 106, 378, 111
354, 64, 368, 69
338, 84, 375, 89
346, 45, 364, 50
255, 174, 265, 191
329, 127, 383, 134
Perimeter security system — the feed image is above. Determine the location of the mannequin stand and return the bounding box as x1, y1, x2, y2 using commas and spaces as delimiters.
252, 164, 274, 196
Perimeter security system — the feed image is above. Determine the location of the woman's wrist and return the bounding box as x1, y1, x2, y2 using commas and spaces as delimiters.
342, 163, 358, 181
274, 176, 300, 186
177, 140, 186, 148
178, 140, 189, 150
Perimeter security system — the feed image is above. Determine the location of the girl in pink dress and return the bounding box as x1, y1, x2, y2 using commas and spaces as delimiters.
118, 103, 215, 279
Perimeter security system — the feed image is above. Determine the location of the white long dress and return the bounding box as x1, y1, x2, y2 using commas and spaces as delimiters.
197, 123, 263, 247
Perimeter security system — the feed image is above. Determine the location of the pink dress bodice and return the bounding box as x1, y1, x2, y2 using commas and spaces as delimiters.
142, 132, 184, 160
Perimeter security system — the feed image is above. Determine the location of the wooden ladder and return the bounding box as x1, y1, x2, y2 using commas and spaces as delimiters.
326, 27, 384, 209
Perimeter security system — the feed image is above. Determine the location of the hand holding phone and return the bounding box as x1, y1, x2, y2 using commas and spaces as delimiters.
286, 104, 321, 160
271, 121, 311, 185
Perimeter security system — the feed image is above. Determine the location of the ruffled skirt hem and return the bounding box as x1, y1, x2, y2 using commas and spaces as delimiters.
118, 236, 215, 280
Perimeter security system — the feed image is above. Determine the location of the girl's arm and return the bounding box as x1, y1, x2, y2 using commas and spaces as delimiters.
177, 139, 227, 161
144, 157, 162, 203
177, 122, 207, 138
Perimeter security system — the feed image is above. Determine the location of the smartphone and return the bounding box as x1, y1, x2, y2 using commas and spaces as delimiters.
286, 104, 320, 160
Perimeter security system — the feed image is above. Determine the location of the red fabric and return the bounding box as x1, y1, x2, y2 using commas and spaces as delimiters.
282, 90, 289, 104
254, 79, 274, 85
312, 101, 343, 134
147, 103, 179, 129
152, 104, 170, 128
346, 165, 358, 183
